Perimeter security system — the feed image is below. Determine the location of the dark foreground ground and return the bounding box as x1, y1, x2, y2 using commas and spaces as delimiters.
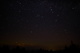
0, 43, 80, 53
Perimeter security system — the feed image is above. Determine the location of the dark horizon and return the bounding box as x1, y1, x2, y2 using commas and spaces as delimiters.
0, 42, 80, 53
0, 41, 80, 51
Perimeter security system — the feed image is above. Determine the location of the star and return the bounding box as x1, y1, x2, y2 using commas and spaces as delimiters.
57, 14, 59, 17
35, 25, 38, 27
64, 29, 68, 33
36, 14, 40, 17
72, 8, 75, 10
50, 8, 53, 11
41, 16, 44, 18
26, 20, 29, 23
55, 19, 58, 23
19, 2, 21, 4
52, 11, 54, 13
18, 10, 21, 13
17, 1, 22, 5
30, 31, 33, 34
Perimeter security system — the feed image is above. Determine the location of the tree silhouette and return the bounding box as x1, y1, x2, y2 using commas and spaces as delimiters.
0, 41, 80, 53
64, 41, 80, 53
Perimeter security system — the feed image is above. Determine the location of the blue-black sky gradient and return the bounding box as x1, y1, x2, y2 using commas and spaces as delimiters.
0, 0, 80, 50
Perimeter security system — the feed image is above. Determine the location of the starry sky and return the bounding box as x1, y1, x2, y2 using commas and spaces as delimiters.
0, 0, 80, 50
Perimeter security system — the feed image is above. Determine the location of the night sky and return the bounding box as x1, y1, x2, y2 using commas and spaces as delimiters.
0, 0, 80, 50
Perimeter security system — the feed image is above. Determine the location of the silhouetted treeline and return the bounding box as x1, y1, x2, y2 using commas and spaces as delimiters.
0, 42, 80, 53
63, 41, 80, 53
